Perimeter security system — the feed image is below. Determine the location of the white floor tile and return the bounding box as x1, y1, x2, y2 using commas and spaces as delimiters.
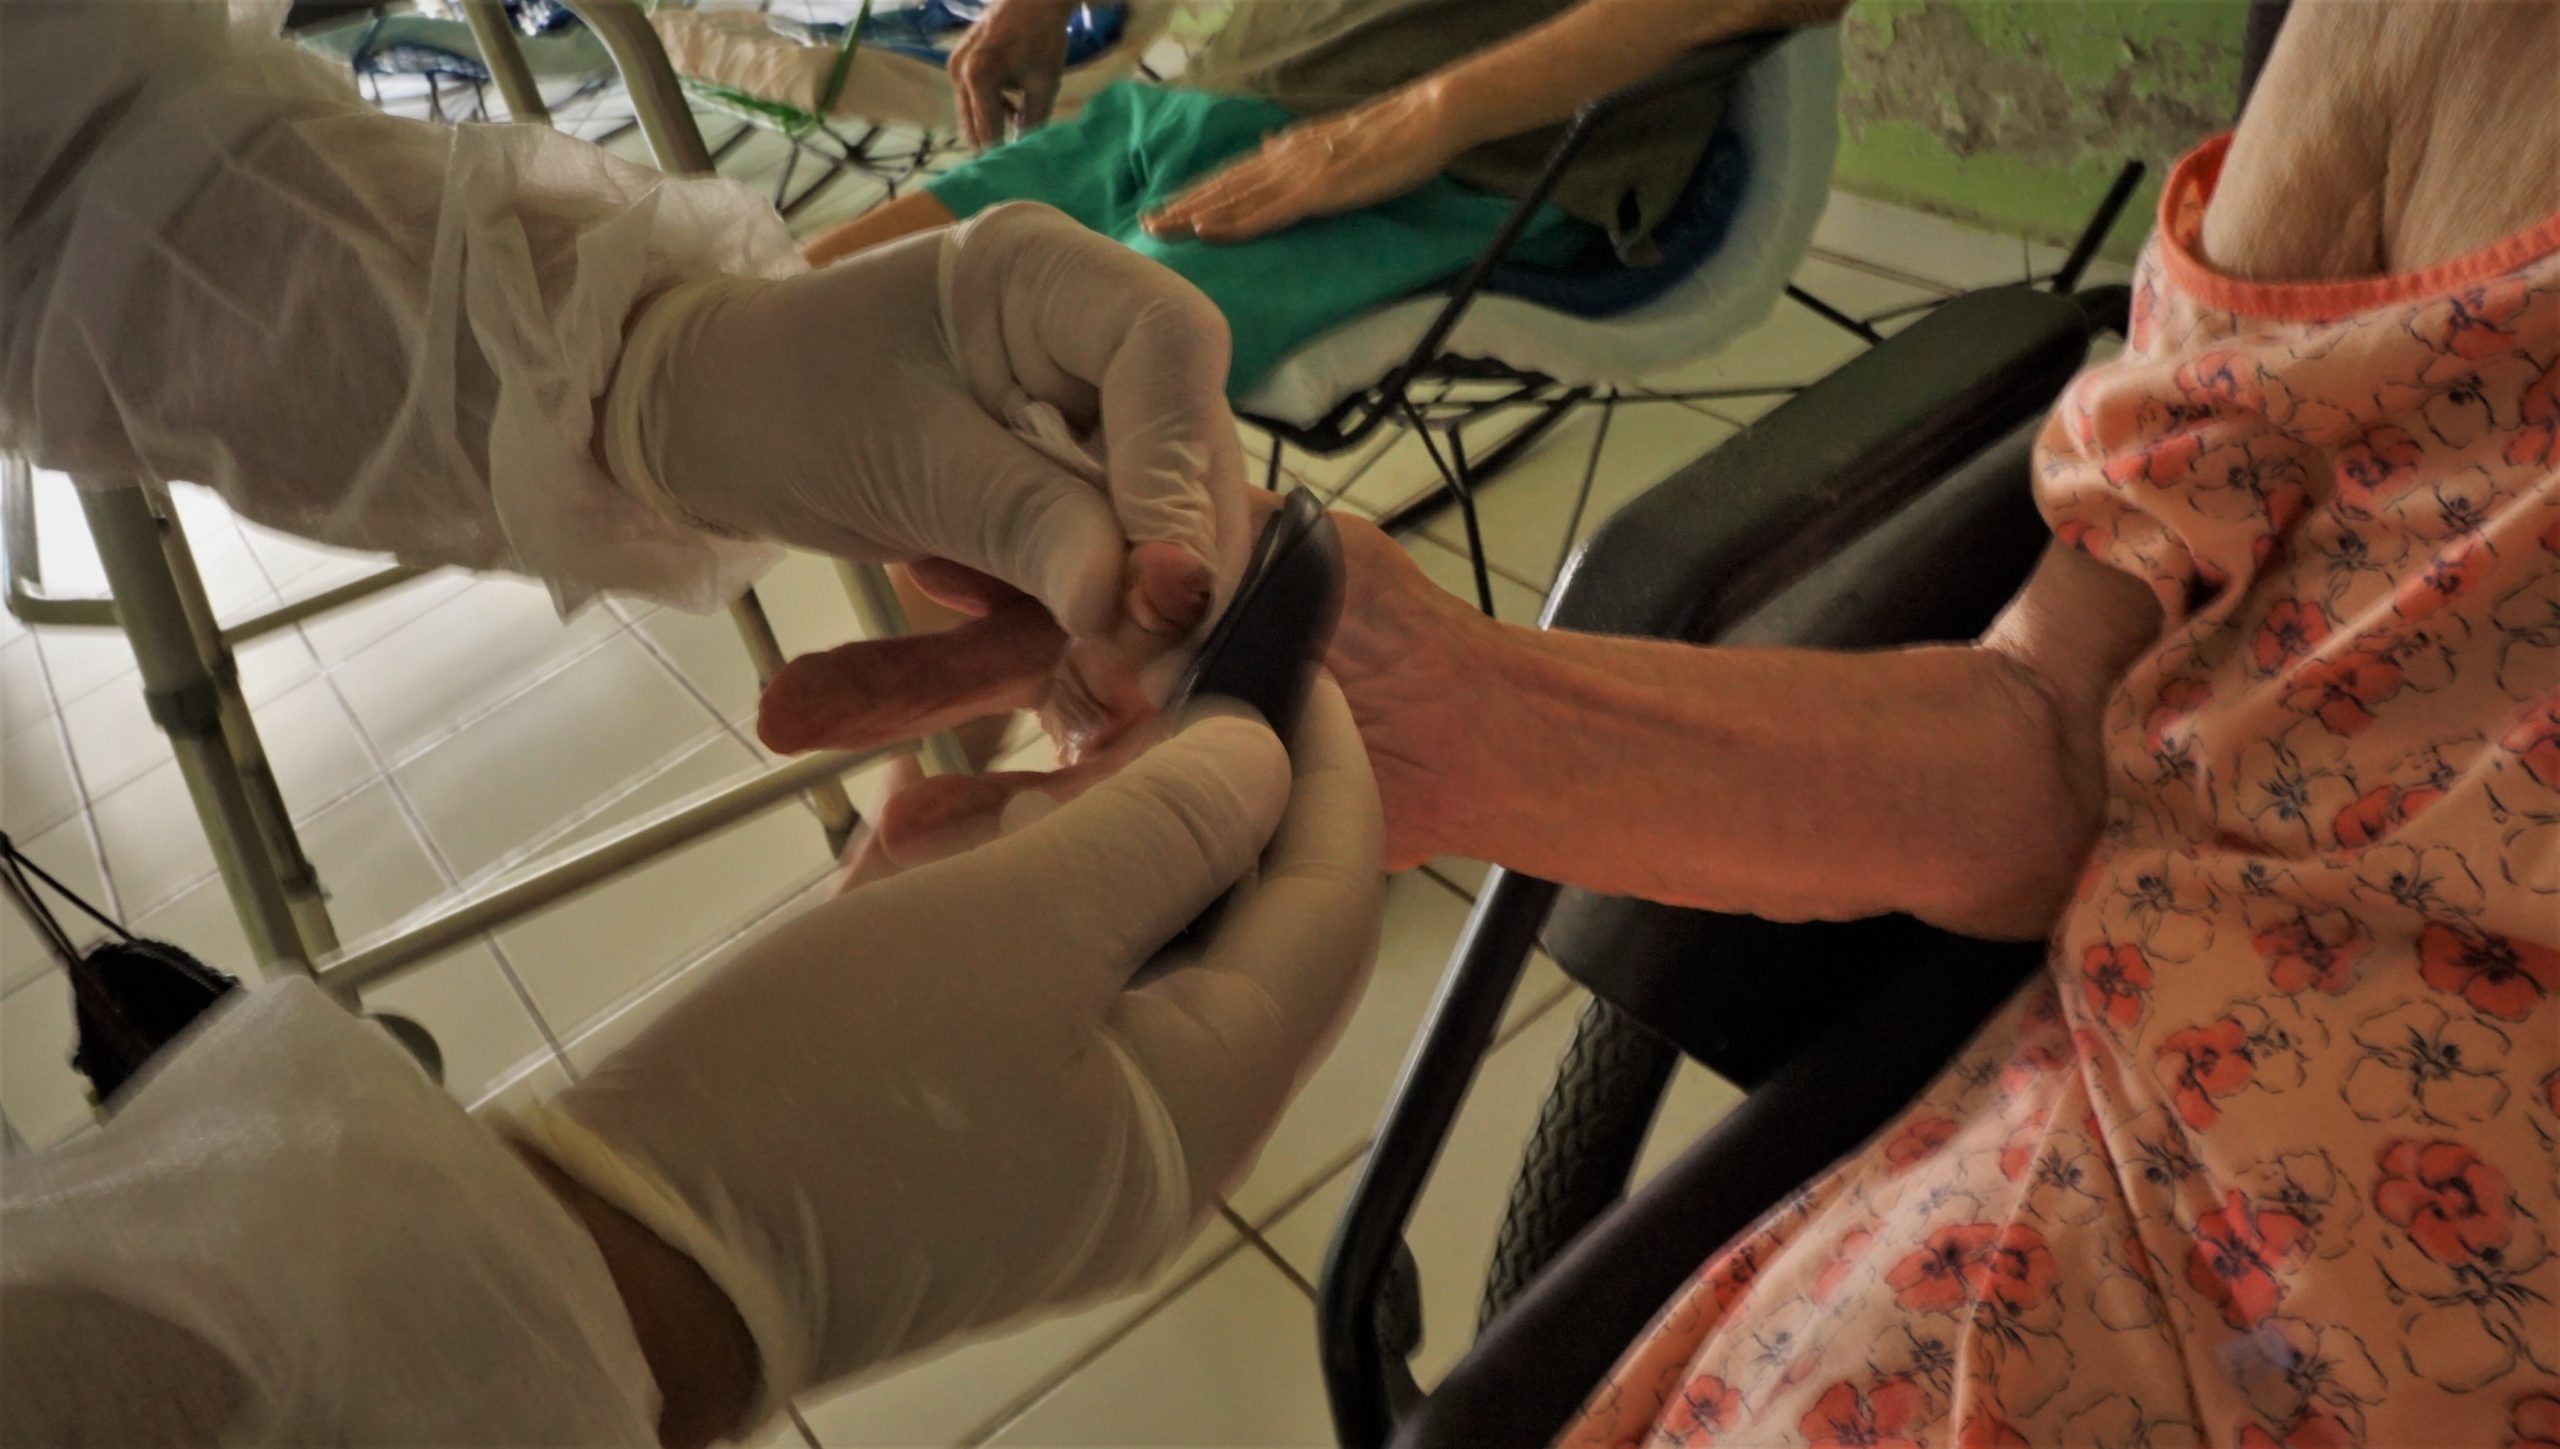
1263, 999, 1747, 1390
295, 570, 475, 664
2, 717, 79, 837
489, 737, 837, 1041
394, 635, 726, 880
1225, 871, 1564, 1222
635, 604, 766, 724
0, 967, 91, 1150
238, 520, 386, 594
331, 579, 621, 763
758, 551, 874, 660
981, 1245, 1330, 1448
86, 678, 378, 915
0, 819, 109, 995
1814, 191, 2030, 292
1644, 288, 1874, 425
797, 1227, 1243, 1448
56, 670, 170, 800
298, 781, 454, 944
1262, 1002, 1578, 1386
32, 626, 140, 708
1, 636, 50, 736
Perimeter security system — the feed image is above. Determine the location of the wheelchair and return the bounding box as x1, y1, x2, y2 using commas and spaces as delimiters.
1313, 267, 2136, 1446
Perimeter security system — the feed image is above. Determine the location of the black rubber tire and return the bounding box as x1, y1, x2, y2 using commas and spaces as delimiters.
1478, 996, 1678, 1330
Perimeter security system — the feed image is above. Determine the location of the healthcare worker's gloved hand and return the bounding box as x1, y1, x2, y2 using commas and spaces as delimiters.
508, 680, 1381, 1431
601, 202, 1249, 697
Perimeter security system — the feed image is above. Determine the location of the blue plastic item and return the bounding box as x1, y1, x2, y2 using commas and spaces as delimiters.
1483, 127, 1751, 319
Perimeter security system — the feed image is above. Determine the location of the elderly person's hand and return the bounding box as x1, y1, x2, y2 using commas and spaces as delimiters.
606, 202, 1250, 746
948, 0, 1077, 149
758, 489, 1486, 872
1141, 88, 1467, 244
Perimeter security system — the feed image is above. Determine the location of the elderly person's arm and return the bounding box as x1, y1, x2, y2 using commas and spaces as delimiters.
1145, 0, 1851, 243
1327, 525, 2163, 940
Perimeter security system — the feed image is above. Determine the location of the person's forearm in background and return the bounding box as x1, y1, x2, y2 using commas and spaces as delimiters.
1375, 542, 2158, 940
1413, 0, 1852, 151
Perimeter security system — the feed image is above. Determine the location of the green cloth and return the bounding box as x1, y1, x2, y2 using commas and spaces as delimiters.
1184, 0, 1732, 265
927, 82, 1597, 399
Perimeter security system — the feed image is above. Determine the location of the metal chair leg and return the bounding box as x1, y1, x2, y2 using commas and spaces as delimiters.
144, 498, 341, 961
76, 487, 317, 982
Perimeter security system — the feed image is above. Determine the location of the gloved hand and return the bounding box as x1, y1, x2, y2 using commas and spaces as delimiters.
509, 680, 1382, 1427
601, 201, 1250, 687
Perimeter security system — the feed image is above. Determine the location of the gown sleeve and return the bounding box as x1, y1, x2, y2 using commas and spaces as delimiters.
0, 0, 792, 611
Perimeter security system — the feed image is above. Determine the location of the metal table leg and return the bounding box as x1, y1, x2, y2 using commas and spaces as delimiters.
76, 486, 321, 981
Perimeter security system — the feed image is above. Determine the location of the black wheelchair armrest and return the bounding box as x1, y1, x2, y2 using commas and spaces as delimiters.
1546, 284, 2092, 641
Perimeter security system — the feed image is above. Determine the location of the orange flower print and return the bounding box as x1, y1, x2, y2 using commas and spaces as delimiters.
2252, 598, 2334, 673
2186, 1188, 2310, 1328
2510, 358, 2560, 470
1998, 1111, 2051, 1181
2080, 942, 2154, 1029
1887, 1224, 2001, 1313
2330, 784, 2444, 850
2106, 429, 2207, 490
2373, 1139, 2516, 1267
2335, 424, 2425, 514
2411, 277, 2531, 360
2282, 649, 2405, 735
2394, 540, 2489, 621
1659, 1375, 1741, 1442
2253, 912, 2368, 995
2503, 697, 2560, 791
1812, 1226, 1879, 1303
2176, 350, 2267, 414
1799, 1377, 1928, 1449
1883, 1113, 1961, 1174
2507, 1390, 2560, 1449
2417, 922, 2557, 1021
2156, 1019, 2256, 1128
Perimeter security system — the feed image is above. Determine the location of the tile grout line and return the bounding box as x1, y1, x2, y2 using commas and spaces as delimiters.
313, 667, 579, 1075
953, 1231, 1273, 1449
17, 625, 124, 927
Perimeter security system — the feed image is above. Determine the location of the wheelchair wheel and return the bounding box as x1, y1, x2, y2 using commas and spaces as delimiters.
1478, 995, 1678, 1329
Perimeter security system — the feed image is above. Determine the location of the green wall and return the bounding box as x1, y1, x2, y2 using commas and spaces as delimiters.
1833, 0, 2249, 258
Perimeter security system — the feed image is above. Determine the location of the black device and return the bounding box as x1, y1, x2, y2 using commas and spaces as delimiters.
1156, 486, 1345, 955
1165, 485, 1345, 735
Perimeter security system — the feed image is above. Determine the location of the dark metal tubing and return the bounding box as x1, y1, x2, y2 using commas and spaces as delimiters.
1316, 284, 2101, 1447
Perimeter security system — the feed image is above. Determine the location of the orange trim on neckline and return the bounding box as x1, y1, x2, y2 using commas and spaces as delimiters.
2158, 133, 2560, 322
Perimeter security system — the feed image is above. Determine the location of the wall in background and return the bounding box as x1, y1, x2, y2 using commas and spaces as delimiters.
1833, 0, 2249, 259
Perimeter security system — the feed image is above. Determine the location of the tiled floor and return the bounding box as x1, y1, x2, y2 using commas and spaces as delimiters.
0, 66, 2074, 1444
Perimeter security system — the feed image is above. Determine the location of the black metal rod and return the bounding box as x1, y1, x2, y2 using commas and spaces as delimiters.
2052, 159, 2147, 293
1788, 283, 1885, 344
1319, 867, 1561, 1448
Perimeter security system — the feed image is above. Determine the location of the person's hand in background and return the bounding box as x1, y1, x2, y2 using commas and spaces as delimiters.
1142, 86, 1466, 244
604, 202, 1250, 754
948, 0, 1078, 149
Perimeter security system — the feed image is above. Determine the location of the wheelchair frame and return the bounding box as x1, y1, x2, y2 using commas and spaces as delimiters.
1314, 274, 2136, 1445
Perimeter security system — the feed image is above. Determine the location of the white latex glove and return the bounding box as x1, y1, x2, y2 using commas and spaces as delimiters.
509, 680, 1382, 1428
602, 201, 1249, 651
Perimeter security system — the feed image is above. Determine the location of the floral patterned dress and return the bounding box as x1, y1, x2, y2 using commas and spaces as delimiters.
1561, 135, 2560, 1449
